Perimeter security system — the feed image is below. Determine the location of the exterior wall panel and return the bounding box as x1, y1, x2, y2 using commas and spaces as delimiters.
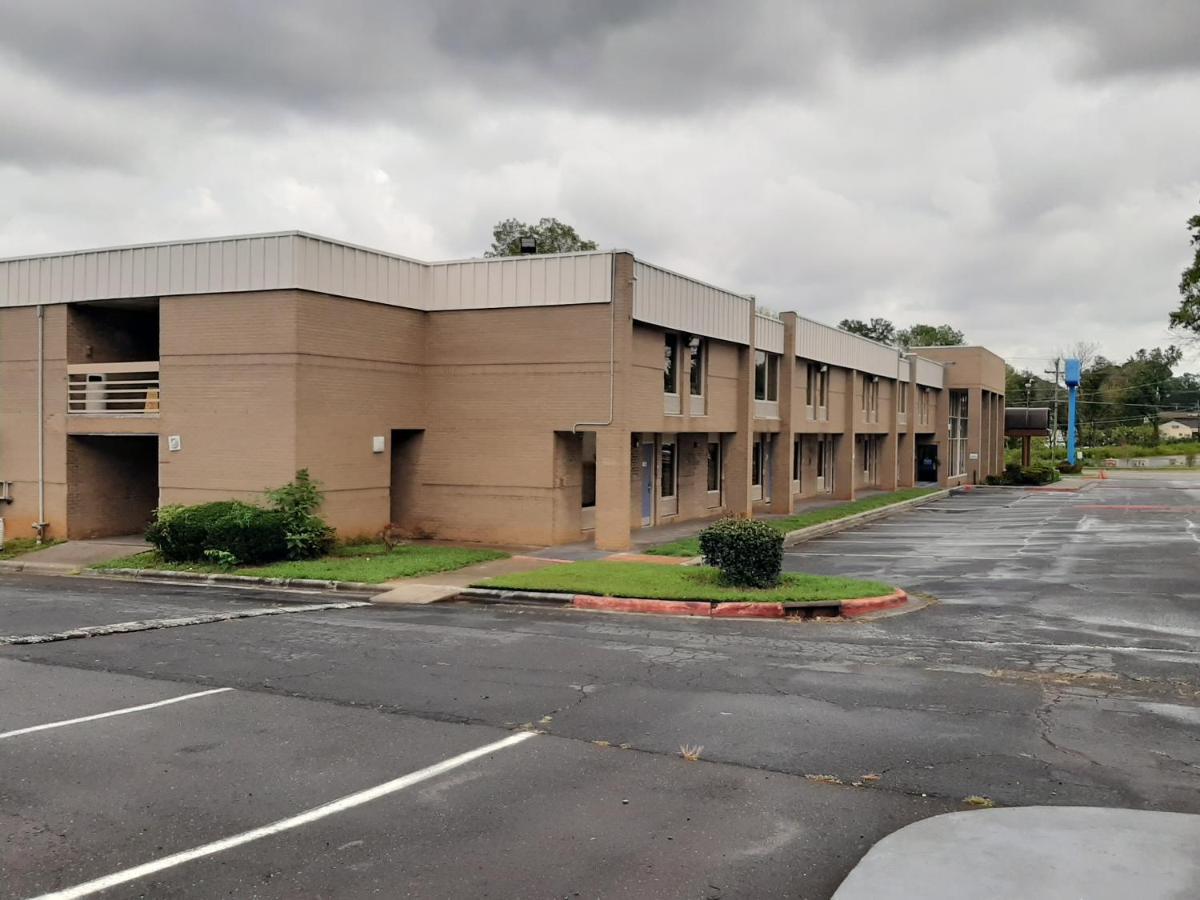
794, 316, 898, 378
914, 356, 945, 389
633, 261, 752, 345
755, 314, 785, 354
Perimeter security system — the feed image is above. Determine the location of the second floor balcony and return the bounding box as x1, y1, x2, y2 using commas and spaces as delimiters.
67, 362, 160, 417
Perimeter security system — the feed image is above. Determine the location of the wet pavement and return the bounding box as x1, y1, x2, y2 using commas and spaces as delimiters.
1, 473, 1197, 898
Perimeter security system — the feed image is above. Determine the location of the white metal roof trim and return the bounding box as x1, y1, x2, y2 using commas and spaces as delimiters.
632, 261, 752, 345
794, 317, 900, 378
913, 356, 945, 388
754, 313, 785, 354
0, 232, 613, 312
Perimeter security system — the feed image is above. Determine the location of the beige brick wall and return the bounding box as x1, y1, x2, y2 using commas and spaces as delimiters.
0, 306, 68, 541
158, 292, 300, 510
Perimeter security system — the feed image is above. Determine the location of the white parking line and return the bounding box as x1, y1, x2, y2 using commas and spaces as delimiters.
0, 688, 233, 740
30, 730, 537, 900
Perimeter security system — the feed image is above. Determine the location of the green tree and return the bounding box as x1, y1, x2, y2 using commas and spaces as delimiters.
838, 317, 897, 345
484, 217, 599, 257
1168, 201, 1200, 336
897, 323, 966, 350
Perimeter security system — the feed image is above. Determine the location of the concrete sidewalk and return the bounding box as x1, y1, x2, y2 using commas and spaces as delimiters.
371, 554, 566, 605
0, 535, 149, 574
833, 807, 1200, 899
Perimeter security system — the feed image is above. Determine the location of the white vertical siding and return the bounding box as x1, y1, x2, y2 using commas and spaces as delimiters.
0, 232, 610, 312
897, 356, 911, 382
794, 316, 900, 378
914, 356, 945, 388
427, 252, 611, 310
0, 233, 301, 306
754, 313, 785, 354
632, 261, 752, 345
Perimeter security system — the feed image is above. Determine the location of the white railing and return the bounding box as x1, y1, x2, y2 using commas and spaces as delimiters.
67, 361, 160, 416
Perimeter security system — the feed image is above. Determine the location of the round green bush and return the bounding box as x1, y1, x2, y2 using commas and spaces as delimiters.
145, 501, 288, 564
698, 517, 783, 588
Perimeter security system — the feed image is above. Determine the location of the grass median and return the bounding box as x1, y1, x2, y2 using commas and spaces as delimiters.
476, 561, 893, 603
644, 487, 940, 557
93, 543, 508, 584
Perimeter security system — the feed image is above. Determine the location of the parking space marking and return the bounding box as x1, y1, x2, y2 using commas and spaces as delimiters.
29, 730, 537, 900
0, 688, 234, 741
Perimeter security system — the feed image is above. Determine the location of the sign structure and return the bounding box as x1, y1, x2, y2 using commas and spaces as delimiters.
1064, 359, 1081, 465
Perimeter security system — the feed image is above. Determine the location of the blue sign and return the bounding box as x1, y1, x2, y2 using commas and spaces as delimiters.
1065, 358, 1081, 388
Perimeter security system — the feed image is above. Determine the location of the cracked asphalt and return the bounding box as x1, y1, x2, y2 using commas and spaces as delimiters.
2, 473, 1198, 899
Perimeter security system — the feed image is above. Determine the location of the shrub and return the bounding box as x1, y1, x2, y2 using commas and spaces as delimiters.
146, 501, 288, 564
266, 469, 335, 560
1057, 461, 1083, 475
698, 517, 783, 589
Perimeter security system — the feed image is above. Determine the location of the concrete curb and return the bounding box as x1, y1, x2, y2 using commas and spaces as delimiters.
457, 586, 907, 619
780, 489, 953, 548
69, 567, 379, 595
0, 560, 81, 576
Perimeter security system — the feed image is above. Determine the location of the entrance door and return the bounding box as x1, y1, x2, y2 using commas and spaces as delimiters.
640, 441, 655, 525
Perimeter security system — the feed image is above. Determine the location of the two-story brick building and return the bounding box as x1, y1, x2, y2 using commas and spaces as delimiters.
0, 232, 1006, 549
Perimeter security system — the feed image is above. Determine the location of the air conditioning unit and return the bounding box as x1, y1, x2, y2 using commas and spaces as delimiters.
85, 373, 107, 413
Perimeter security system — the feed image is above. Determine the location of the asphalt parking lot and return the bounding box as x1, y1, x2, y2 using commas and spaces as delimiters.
2, 473, 1198, 899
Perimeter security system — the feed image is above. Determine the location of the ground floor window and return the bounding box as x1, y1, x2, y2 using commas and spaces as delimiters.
949, 390, 968, 477
581, 431, 596, 510
792, 437, 802, 490
706, 439, 721, 493
660, 439, 677, 498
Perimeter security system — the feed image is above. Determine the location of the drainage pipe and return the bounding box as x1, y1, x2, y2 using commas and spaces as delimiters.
573, 253, 619, 433
36, 305, 46, 542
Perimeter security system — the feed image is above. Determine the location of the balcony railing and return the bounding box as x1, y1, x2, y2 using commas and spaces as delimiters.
67, 362, 160, 416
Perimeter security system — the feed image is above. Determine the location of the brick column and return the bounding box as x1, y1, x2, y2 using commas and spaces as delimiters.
593, 252, 636, 551
881, 395, 899, 491
834, 370, 857, 500
898, 373, 917, 487
769, 313, 796, 513
935, 388, 951, 487
724, 305, 756, 518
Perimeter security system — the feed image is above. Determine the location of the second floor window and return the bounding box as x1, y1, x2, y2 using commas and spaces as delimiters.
688, 337, 705, 397
664, 334, 679, 394
755, 351, 779, 401
806, 363, 829, 412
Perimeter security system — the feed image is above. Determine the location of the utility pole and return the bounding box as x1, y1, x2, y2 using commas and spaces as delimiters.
1044, 357, 1062, 453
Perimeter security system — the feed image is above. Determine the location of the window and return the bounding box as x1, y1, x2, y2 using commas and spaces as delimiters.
949, 390, 969, 477
792, 436, 802, 488
755, 351, 779, 401
807, 363, 829, 417
752, 437, 763, 487
919, 387, 931, 425
660, 439, 677, 498
862, 376, 879, 422
706, 439, 721, 493
688, 337, 705, 397
663, 334, 679, 394
581, 432, 596, 510
898, 384, 908, 415
861, 376, 868, 412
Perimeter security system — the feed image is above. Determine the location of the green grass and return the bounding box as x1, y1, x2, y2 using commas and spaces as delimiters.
0, 538, 62, 560
92, 543, 507, 584
644, 487, 940, 557
476, 561, 893, 603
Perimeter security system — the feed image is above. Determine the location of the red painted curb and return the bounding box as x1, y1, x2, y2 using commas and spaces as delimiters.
839, 590, 908, 618
710, 602, 785, 618
572, 595, 711, 616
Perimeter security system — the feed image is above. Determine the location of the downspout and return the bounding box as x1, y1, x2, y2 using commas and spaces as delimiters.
572, 253, 619, 432
35, 305, 47, 542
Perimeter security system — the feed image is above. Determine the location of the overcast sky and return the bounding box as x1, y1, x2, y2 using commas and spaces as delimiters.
2, 1, 1198, 371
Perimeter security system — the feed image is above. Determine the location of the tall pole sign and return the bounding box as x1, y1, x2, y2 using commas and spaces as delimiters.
1065, 358, 1081, 465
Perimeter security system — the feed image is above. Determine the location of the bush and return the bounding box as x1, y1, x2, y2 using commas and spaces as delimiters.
266, 469, 334, 560
144, 470, 334, 565
698, 517, 783, 589
146, 501, 288, 564
1057, 461, 1083, 475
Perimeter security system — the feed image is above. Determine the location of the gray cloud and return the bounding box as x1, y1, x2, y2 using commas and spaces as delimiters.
0, 1, 1197, 368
